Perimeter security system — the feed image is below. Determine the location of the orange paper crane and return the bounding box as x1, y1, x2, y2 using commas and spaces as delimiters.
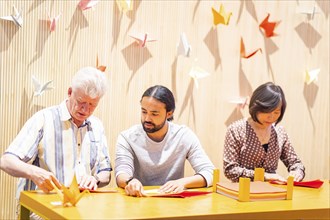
212, 4, 232, 26
96, 55, 106, 72
259, 13, 280, 38
240, 37, 262, 59
61, 175, 89, 206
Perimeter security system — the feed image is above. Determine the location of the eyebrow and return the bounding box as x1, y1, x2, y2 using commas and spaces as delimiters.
141, 107, 159, 113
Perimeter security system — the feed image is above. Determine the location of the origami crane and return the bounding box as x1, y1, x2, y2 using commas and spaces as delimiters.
212, 4, 232, 26
32, 75, 54, 97
177, 32, 191, 57
61, 175, 89, 206
47, 11, 62, 32
96, 55, 106, 72
116, 0, 133, 12
129, 32, 156, 47
305, 68, 320, 85
189, 65, 210, 89
240, 37, 262, 59
259, 13, 280, 38
0, 5, 23, 27
78, 0, 99, 11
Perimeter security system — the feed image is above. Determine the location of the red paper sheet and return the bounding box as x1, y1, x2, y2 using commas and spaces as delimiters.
147, 190, 211, 198
269, 179, 324, 189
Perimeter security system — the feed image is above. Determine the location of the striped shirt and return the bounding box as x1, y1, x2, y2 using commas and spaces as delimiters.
5, 100, 111, 198
223, 118, 305, 182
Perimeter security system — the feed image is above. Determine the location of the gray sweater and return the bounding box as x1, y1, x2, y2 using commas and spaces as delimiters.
115, 122, 215, 186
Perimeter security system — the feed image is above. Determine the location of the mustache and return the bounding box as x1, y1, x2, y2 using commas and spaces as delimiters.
143, 121, 155, 126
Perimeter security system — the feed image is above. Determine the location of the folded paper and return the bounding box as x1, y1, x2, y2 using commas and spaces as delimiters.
78, 0, 99, 11
0, 5, 23, 27
116, 0, 133, 12
212, 4, 232, 26
240, 37, 262, 59
305, 68, 320, 84
189, 66, 210, 89
259, 13, 280, 38
32, 75, 54, 97
129, 32, 156, 47
177, 33, 191, 57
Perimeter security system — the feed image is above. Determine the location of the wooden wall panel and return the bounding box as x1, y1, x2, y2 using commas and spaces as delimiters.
0, 1, 329, 219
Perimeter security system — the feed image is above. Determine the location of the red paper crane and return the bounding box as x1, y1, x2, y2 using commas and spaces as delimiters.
259, 13, 280, 38
240, 37, 262, 59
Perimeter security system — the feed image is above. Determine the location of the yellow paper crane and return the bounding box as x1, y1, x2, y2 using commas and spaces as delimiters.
51, 175, 89, 206
212, 4, 232, 26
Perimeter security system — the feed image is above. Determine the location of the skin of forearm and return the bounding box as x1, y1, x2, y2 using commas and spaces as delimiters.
96, 171, 111, 187
181, 175, 207, 188
116, 173, 131, 188
0, 154, 35, 179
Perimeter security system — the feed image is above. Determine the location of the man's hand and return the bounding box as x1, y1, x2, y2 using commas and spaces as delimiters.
125, 178, 146, 197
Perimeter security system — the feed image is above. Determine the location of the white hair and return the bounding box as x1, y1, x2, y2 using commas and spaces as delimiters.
71, 66, 108, 98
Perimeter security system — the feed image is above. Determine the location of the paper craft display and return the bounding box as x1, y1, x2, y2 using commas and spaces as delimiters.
188, 66, 210, 89
47, 11, 62, 32
259, 13, 280, 38
296, 4, 320, 19
215, 168, 294, 202
212, 4, 232, 26
129, 32, 156, 47
240, 37, 262, 59
96, 55, 106, 72
269, 179, 324, 189
0, 5, 23, 27
144, 189, 211, 198
78, 0, 99, 11
32, 75, 54, 97
116, 0, 133, 12
305, 68, 320, 84
177, 33, 191, 57
229, 96, 250, 109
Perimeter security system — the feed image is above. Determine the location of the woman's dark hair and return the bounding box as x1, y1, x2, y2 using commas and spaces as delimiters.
249, 82, 286, 125
141, 85, 175, 121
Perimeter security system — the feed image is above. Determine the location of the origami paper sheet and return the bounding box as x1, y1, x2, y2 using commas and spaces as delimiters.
259, 13, 280, 38
305, 68, 320, 84
212, 4, 232, 26
240, 37, 262, 59
32, 75, 54, 97
116, 0, 133, 12
189, 65, 210, 89
78, 0, 99, 11
129, 32, 156, 47
96, 55, 106, 72
177, 33, 191, 57
0, 5, 23, 27
47, 11, 62, 32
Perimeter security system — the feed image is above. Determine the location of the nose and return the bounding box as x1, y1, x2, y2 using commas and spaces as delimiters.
81, 103, 90, 113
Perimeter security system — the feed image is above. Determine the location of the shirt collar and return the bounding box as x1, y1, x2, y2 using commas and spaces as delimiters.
59, 99, 90, 127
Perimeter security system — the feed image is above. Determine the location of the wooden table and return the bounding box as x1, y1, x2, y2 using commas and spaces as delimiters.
20, 183, 330, 219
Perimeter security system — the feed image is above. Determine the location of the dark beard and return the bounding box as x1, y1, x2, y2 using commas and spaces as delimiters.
142, 120, 166, 133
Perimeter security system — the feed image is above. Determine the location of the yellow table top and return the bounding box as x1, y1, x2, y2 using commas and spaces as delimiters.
20, 182, 330, 220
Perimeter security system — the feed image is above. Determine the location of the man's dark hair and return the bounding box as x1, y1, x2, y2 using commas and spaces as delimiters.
141, 85, 175, 121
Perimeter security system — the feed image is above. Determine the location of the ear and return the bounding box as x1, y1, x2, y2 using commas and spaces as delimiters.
166, 111, 173, 120
68, 87, 73, 97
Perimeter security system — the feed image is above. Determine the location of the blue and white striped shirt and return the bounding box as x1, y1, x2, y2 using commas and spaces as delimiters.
5, 100, 111, 198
